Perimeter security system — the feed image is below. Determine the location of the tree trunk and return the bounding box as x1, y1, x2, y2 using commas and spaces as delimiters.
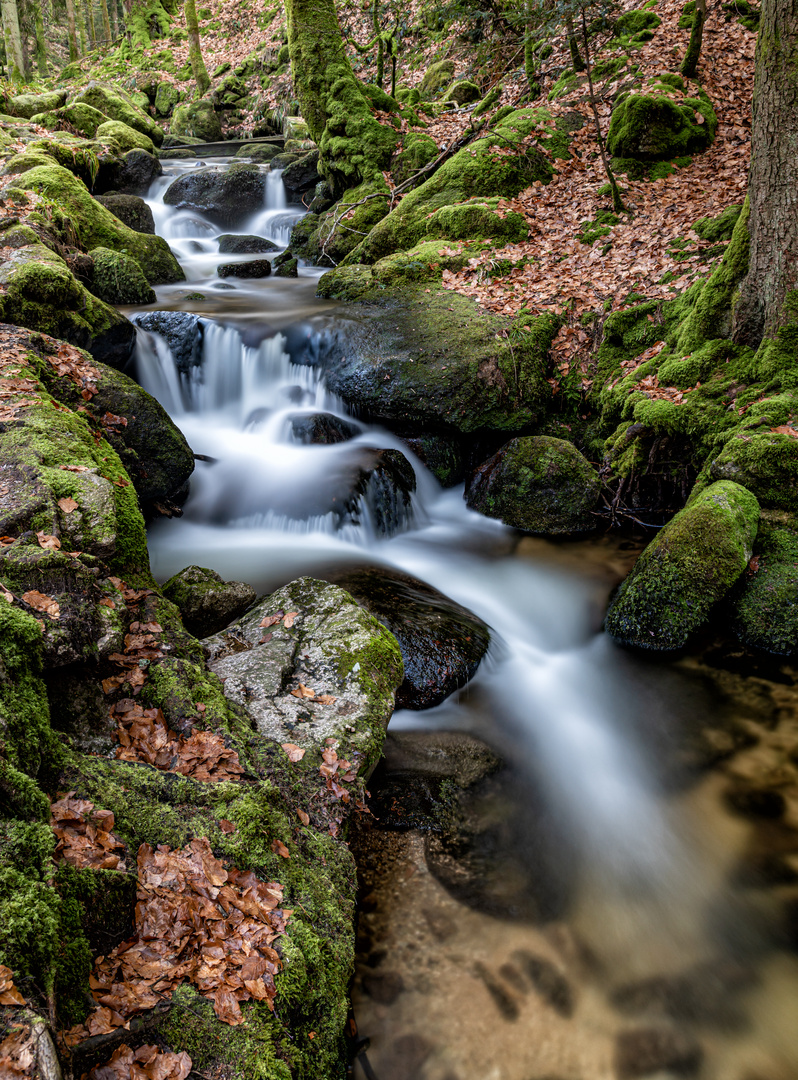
565, 12, 585, 71
32, 0, 48, 75
373, 0, 383, 89
681, 0, 706, 78
525, 1, 539, 97
76, 0, 87, 52
99, 0, 112, 43
1, 0, 27, 81
284, 0, 398, 193
88, 0, 97, 46
65, 0, 79, 58
733, 0, 798, 347
185, 0, 210, 94
581, 10, 624, 213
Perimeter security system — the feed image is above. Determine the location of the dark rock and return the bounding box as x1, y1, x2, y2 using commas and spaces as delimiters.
308, 179, 335, 213
466, 436, 600, 534
474, 961, 521, 1020
89, 319, 138, 370
89, 247, 156, 306
610, 959, 755, 1029
615, 1026, 703, 1078
326, 565, 490, 710
282, 150, 321, 196
162, 565, 256, 637
217, 233, 279, 254
95, 193, 156, 234
217, 259, 272, 279
289, 412, 360, 444
274, 257, 298, 277
134, 311, 203, 373
99, 148, 163, 196
163, 164, 268, 228
402, 433, 464, 486
510, 950, 574, 1016
269, 152, 303, 170
361, 969, 405, 1004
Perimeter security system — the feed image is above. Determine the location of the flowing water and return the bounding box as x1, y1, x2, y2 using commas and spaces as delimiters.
129, 159, 798, 1080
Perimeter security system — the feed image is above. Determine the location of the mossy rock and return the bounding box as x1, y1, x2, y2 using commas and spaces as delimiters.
473, 86, 501, 117
733, 525, 798, 655
426, 199, 528, 242
419, 59, 456, 98
71, 81, 163, 147
709, 431, 798, 511
31, 102, 110, 138
274, 257, 298, 277
466, 436, 600, 534
154, 82, 182, 118
390, 132, 438, 187
93, 193, 155, 234
305, 178, 391, 265
14, 165, 183, 285
605, 480, 760, 650
441, 79, 481, 106
346, 109, 557, 264
607, 89, 717, 161
282, 115, 309, 141
693, 204, 743, 243
171, 100, 223, 143
96, 120, 155, 155
235, 142, 280, 162
6, 90, 68, 119
615, 8, 662, 34
395, 87, 421, 106
88, 246, 156, 306
162, 565, 256, 636
1, 150, 60, 176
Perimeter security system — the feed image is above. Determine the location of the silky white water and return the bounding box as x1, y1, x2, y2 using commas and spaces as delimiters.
132, 161, 798, 1078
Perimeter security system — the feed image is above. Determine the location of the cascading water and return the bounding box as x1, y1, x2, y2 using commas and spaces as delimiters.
132, 160, 798, 1080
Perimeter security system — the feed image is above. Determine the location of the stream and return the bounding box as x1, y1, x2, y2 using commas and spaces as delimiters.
127, 158, 797, 1080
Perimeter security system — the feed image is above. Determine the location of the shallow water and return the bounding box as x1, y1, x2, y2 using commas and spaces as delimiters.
133, 161, 798, 1080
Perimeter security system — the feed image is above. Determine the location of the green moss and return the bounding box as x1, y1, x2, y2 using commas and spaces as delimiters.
171, 100, 223, 142
723, 0, 760, 30
426, 198, 528, 242
390, 132, 438, 186
96, 119, 155, 154
31, 102, 110, 138
89, 246, 156, 305
733, 524, 798, 653
419, 58, 455, 98
15, 166, 183, 284
579, 208, 621, 246
693, 204, 743, 243
616, 8, 662, 33
605, 480, 760, 649
607, 89, 717, 161
710, 429, 798, 510
71, 82, 163, 147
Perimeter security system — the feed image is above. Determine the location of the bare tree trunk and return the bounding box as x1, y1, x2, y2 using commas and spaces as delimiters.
1, 0, 27, 81
184, 0, 210, 94
733, 0, 798, 346
65, 0, 79, 58
108, 0, 117, 39
681, 0, 706, 78
32, 0, 48, 75
99, 0, 111, 43
581, 10, 624, 212
87, 0, 97, 46
565, 12, 585, 71
76, 0, 87, 52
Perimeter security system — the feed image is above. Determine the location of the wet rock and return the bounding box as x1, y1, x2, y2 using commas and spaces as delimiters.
163, 164, 268, 227
282, 150, 321, 197
162, 565, 256, 637
614, 1026, 703, 1078
732, 526, 798, 655
711, 431, 798, 511
361, 969, 405, 1004
510, 950, 574, 1017
474, 961, 521, 1019
89, 246, 156, 306
96, 148, 163, 196
605, 481, 760, 651
610, 959, 755, 1029
217, 259, 272, 279
134, 311, 203, 373
217, 233, 280, 254
94, 193, 156, 234
274, 257, 298, 278
466, 436, 600, 534
203, 576, 403, 775
171, 100, 223, 143
235, 142, 281, 163
325, 566, 490, 709
402, 433, 464, 486
289, 411, 360, 444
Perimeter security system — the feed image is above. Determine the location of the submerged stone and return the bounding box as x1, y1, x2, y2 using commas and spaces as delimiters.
217, 259, 272, 278
289, 412, 360, 444
605, 480, 760, 650
466, 436, 601, 534
134, 311, 203, 372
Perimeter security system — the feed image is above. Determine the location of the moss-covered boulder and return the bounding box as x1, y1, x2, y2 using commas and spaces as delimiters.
94, 193, 155, 234
274, 256, 298, 277
30, 102, 110, 138
6, 89, 67, 119
14, 166, 183, 284
346, 109, 558, 263
733, 526, 798, 655
71, 81, 164, 147
709, 431, 798, 511
96, 119, 155, 155
100, 148, 163, 196
88, 246, 157, 306
155, 81, 182, 118
419, 59, 455, 98
605, 480, 760, 650
466, 436, 601, 533
442, 79, 481, 106
171, 99, 223, 143
426, 198, 528, 242
314, 278, 560, 438
162, 565, 256, 636
0, 242, 137, 368
235, 141, 281, 162
390, 132, 438, 186
162, 163, 268, 227
607, 88, 717, 161
203, 578, 403, 774
0, 149, 59, 176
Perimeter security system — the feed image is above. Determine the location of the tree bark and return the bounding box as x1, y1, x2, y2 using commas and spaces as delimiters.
185, 0, 210, 95
99, 0, 112, 42
1, 0, 27, 82
76, 0, 87, 52
65, 0, 79, 58
565, 12, 585, 71
680, 0, 706, 77
32, 0, 48, 75
284, 0, 398, 193
733, 0, 798, 346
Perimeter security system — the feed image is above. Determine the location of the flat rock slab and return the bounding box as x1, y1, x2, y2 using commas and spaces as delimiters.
203, 576, 403, 775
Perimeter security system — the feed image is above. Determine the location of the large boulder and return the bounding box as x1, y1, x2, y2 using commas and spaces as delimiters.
155, 82, 182, 118
325, 566, 491, 709
133, 311, 202, 372
217, 259, 272, 279
282, 151, 321, 197
6, 89, 67, 118
94, 193, 156, 234
171, 99, 223, 143
466, 436, 601, 534
162, 565, 256, 636
419, 59, 455, 98
289, 412, 360, 444
163, 164, 268, 228
71, 81, 164, 147
98, 148, 163, 196
88, 246, 156, 306
30, 102, 109, 138
217, 233, 279, 254
710, 431, 798, 511
13, 165, 182, 284
96, 119, 155, 155
732, 526, 798, 656
607, 87, 717, 161
203, 577, 403, 774
605, 480, 760, 650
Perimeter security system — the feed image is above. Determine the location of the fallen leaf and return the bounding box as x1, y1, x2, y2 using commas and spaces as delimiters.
21, 590, 60, 619
58, 496, 79, 513
36, 531, 61, 550
0, 964, 25, 1006
282, 611, 298, 628
297, 809, 310, 826
281, 743, 306, 762
290, 683, 315, 699
271, 839, 290, 858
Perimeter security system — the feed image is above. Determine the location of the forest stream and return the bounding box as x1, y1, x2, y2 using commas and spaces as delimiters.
128, 158, 798, 1080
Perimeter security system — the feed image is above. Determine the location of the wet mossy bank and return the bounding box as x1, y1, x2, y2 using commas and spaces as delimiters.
0, 321, 404, 1078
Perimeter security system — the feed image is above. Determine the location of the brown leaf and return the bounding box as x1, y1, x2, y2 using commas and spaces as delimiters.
21, 590, 60, 619
99, 597, 116, 608
290, 683, 315, 699
270, 839, 290, 859
219, 819, 236, 834
36, 531, 61, 550
282, 611, 298, 628
297, 809, 310, 826
258, 611, 283, 627
281, 743, 306, 762
58, 496, 79, 513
